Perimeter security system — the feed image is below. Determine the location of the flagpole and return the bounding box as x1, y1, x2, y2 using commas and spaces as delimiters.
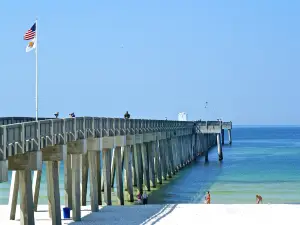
35, 18, 38, 121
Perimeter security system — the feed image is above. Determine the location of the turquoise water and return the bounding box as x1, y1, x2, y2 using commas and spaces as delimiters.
1, 127, 300, 205
149, 127, 300, 204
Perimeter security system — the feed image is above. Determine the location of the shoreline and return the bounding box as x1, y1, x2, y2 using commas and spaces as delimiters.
1, 204, 299, 225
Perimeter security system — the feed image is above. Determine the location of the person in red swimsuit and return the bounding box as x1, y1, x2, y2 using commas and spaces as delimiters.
256, 194, 263, 204
205, 191, 211, 204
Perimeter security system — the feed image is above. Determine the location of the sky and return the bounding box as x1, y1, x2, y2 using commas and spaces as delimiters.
0, 1, 299, 125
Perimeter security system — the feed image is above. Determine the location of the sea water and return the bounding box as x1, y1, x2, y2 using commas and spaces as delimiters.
148, 127, 300, 204
1, 127, 300, 205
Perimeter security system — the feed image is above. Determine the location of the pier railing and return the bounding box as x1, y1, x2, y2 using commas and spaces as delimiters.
0, 118, 232, 161
0, 117, 195, 161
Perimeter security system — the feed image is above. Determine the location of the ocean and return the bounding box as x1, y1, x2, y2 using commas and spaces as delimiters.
148, 127, 300, 204
1, 127, 300, 205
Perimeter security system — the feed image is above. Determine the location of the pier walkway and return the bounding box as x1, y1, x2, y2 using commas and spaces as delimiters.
0, 117, 232, 225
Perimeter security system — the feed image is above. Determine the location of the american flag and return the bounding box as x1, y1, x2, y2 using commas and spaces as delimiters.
24, 23, 36, 40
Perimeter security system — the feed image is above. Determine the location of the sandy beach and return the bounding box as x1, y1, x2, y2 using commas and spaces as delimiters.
1, 204, 299, 225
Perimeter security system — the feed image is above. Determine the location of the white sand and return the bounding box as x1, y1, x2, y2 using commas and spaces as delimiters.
1, 204, 299, 225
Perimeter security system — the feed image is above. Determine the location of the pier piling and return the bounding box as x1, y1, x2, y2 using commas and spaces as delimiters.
102, 148, 112, 205
217, 133, 223, 161
124, 146, 134, 202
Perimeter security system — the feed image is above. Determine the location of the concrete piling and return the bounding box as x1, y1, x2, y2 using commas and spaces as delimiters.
221, 129, 225, 145
8, 171, 19, 220
114, 147, 124, 205
64, 154, 72, 208
124, 146, 134, 202
228, 129, 232, 145
80, 152, 89, 206
102, 148, 112, 205
133, 144, 143, 193
88, 151, 99, 212
141, 143, 150, 191
19, 170, 35, 225
217, 133, 223, 161
148, 142, 156, 188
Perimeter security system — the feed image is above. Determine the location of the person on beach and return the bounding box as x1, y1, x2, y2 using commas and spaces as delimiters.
142, 191, 148, 205
137, 191, 142, 204
256, 194, 263, 204
205, 191, 211, 204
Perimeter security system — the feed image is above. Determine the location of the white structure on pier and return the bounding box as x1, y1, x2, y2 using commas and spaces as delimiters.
178, 112, 188, 121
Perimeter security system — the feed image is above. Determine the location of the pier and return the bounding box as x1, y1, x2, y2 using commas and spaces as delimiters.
0, 117, 232, 225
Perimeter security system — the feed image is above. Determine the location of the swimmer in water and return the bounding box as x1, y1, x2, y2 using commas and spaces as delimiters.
256, 194, 263, 204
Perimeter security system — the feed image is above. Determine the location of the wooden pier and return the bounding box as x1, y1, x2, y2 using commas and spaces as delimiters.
0, 117, 232, 225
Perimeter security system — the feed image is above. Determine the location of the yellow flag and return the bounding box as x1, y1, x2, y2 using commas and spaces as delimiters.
26, 37, 36, 52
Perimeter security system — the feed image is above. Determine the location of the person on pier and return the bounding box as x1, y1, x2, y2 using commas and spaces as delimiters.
256, 194, 263, 204
69, 112, 75, 118
54, 112, 59, 118
205, 191, 211, 204
124, 111, 130, 119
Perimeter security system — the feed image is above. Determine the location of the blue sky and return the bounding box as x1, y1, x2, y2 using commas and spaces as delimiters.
0, 1, 299, 125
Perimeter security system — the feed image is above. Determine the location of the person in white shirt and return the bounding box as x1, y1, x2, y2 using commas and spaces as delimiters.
142, 191, 148, 205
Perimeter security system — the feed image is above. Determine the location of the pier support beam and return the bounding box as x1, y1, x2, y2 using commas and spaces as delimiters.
68, 140, 87, 221
81, 152, 89, 206
8, 170, 19, 220
42, 145, 65, 224
179, 137, 184, 168
124, 146, 134, 202
8, 151, 42, 225
46, 161, 61, 225
148, 142, 156, 188
172, 138, 177, 172
96, 152, 102, 205
110, 148, 116, 188
141, 143, 150, 191
205, 134, 209, 162
64, 154, 72, 208
217, 133, 223, 161
102, 148, 112, 205
88, 151, 99, 212
166, 139, 172, 178
87, 138, 101, 212
159, 140, 167, 180
131, 146, 137, 187
72, 154, 81, 221
20, 170, 35, 225
0, 160, 8, 182
221, 129, 225, 145
228, 129, 232, 145
154, 140, 162, 184
32, 170, 42, 212
114, 147, 124, 205
133, 144, 143, 193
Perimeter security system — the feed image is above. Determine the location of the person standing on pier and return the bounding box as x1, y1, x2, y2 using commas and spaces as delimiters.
205, 191, 211, 204
124, 111, 130, 119
69, 112, 75, 118
256, 194, 263, 204
54, 112, 59, 118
